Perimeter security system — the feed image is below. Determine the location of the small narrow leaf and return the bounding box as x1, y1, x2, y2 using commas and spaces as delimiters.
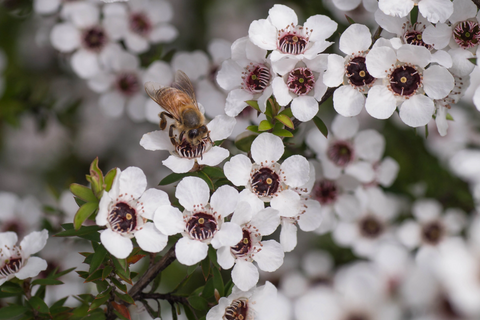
245, 100, 261, 112
88, 293, 110, 311
201, 166, 225, 179
345, 15, 355, 25
31, 279, 63, 286
275, 114, 294, 129
187, 295, 208, 311
212, 267, 224, 297
425, 124, 429, 138
195, 171, 215, 190
258, 120, 274, 131
55, 224, 101, 242
235, 132, 257, 153
114, 291, 135, 304
0, 305, 30, 319
468, 57, 477, 65
246, 125, 260, 133
201, 258, 210, 280
159, 172, 190, 186
102, 266, 113, 281
110, 277, 127, 293
28, 296, 50, 314
89, 244, 108, 273
313, 116, 328, 138
279, 108, 293, 118
410, 5, 418, 24
104, 168, 117, 192
272, 128, 294, 138
446, 113, 454, 121
74, 202, 99, 230
70, 184, 97, 203
85, 269, 103, 282
187, 263, 198, 275
111, 302, 132, 320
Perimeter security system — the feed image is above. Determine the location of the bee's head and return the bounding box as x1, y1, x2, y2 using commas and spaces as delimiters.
187, 125, 209, 145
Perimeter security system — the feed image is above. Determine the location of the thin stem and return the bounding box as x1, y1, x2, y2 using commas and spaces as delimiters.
137, 292, 188, 305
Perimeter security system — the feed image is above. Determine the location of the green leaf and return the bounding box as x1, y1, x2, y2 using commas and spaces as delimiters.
272, 128, 293, 138
110, 277, 127, 293
410, 5, 418, 24
114, 291, 135, 304
246, 125, 260, 133
70, 183, 97, 203
187, 263, 198, 276
85, 269, 103, 282
51, 297, 68, 309
264, 102, 273, 118
187, 295, 208, 311
279, 108, 293, 118
224, 280, 234, 296
104, 168, 117, 192
51, 267, 76, 279
183, 304, 197, 320
468, 57, 477, 65
345, 15, 355, 25
195, 171, 215, 190
208, 246, 219, 269
0, 282, 23, 294
212, 267, 224, 297
89, 293, 111, 312
313, 116, 329, 138
0, 305, 30, 319
258, 120, 274, 131
275, 114, 294, 129
89, 243, 108, 273
55, 224, 102, 242
425, 124, 429, 139
235, 132, 257, 153
88, 157, 104, 198
31, 278, 63, 286
245, 100, 261, 112
202, 278, 215, 299
28, 296, 50, 314
201, 257, 210, 279
74, 197, 87, 208
201, 166, 225, 179
446, 113, 454, 121
159, 172, 190, 186
95, 280, 109, 294
102, 265, 113, 281
74, 202, 99, 230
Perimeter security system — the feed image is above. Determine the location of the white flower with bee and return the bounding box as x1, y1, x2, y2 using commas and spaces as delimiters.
140, 70, 235, 173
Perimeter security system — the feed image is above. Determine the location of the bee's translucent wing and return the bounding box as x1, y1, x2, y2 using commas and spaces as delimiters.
144, 81, 165, 106
144, 81, 191, 121
171, 70, 199, 109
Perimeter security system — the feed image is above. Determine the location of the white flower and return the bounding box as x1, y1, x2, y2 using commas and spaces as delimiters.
216, 37, 274, 116
0, 230, 48, 286
365, 42, 454, 127
216, 199, 283, 291
323, 23, 378, 117
49, 1, 118, 79
140, 114, 236, 173
249, 4, 337, 74
272, 55, 328, 121
154, 177, 242, 266
103, 0, 178, 54
206, 281, 277, 320
96, 166, 169, 259
0, 192, 43, 238
378, 0, 453, 24
306, 115, 382, 183
224, 132, 311, 202
331, 0, 378, 13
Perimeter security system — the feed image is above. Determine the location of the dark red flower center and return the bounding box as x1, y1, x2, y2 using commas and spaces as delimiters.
327, 141, 354, 167
243, 64, 271, 93
313, 180, 338, 205
250, 167, 280, 197
389, 65, 421, 97
453, 20, 480, 49
346, 56, 375, 88
129, 12, 152, 36
108, 202, 137, 233
287, 67, 315, 95
186, 212, 217, 241
82, 26, 108, 52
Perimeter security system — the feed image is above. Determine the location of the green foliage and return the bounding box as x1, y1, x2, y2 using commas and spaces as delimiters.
313, 116, 329, 138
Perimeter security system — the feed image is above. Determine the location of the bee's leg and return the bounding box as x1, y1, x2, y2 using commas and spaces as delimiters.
169, 124, 177, 146
159, 112, 174, 130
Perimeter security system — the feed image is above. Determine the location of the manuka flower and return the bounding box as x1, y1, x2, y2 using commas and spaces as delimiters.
96, 166, 169, 259
224, 132, 311, 202
140, 114, 236, 173
378, 0, 453, 24
154, 177, 242, 266
0, 230, 48, 286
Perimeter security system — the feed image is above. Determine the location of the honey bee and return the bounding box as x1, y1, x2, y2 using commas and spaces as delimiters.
144, 70, 212, 159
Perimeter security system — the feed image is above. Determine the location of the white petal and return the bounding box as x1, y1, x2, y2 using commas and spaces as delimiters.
197, 147, 230, 167
331, 114, 359, 139
208, 115, 236, 141
449, 48, 475, 77
176, 176, 210, 211
211, 222, 243, 249
224, 89, 254, 117
175, 237, 208, 266
71, 49, 100, 79
125, 32, 149, 54
100, 229, 133, 259
334, 194, 361, 221
354, 129, 385, 162
217, 246, 235, 270
271, 56, 299, 75
232, 260, 259, 291
20, 230, 48, 257
253, 240, 284, 271
291, 96, 318, 122
345, 161, 376, 183
474, 86, 480, 112
323, 54, 346, 87
250, 207, 280, 236
339, 24, 372, 55
304, 15, 337, 43
268, 4, 298, 30
423, 65, 454, 99
365, 85, 397, 119
119, 166, 146, 200
397, 220, 421, 248
154, 205, 185, 236
162, 156, 195, 174
238, 190, 265, 213
449, 0, 477, 25
431, 50, 453, 68
280, 221, 297, 252
34, 0, 60, 14
396, 45, 431, 68
413, 199, 442, 222
15, 257, 47, 280
140, 130, 175, 152
99, 91, 125, 118
126, 94, 147, 122
423, 23, 452, 50
137, 188, 170, 220
272, 77, 293, 106
374, 9, 407, 35
103, 16, 128, 41
135, 222, 168, 253
378, 0, 414, 17
50, 23, 80, 52
333, 85, 365, 117
270, 190, 301, 218
332, 0, 361, 11
144, 61, 174, 85
281, 155, 310, 187
377, 157, 400, 187
418, 0, 453, 23
149, 25, 178, 43
224, 155, 252, 187
251, 133, 284, 164
298, 200, 322, 232
313, 73, 328, 101
399, 95, 435, 127
64, 2, 99, 28
210, 185, 239, 218
366, 46, 397, 78
332, 222, 358, 245
172, 51, 209, 81
248, 19, 277, 51
231, 201, 254, 226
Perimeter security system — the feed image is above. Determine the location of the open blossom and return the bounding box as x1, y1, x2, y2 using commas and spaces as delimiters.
365, 41, 454, 127
224, 132, 310, 202
378, 0, 453, 24
249, 4, 337, 74
0, 230, 48, 286
207, 281, 277, 320
216, 200, 283, 291
96, 166, 169, 259
140, 114, 236, 173
154, 177, 242, 266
